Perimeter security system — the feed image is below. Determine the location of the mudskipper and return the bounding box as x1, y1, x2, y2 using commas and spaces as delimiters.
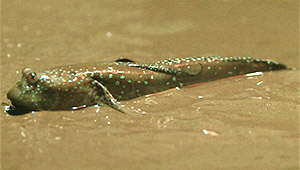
7, 56, 288, 114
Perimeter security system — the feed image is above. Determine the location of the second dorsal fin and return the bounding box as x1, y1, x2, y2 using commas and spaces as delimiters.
127, 61, 203, 76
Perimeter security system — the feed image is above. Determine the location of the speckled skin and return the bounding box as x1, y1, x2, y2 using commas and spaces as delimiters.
7, 56, 288, 112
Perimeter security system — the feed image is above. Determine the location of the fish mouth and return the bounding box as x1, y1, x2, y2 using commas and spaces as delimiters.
6, 87, 33, 115
10, 101, 30, 110
5, 104, 31, 115
6, 96, 32, 115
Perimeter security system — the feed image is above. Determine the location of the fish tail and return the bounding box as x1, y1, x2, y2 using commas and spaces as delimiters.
252, 59, 290, 71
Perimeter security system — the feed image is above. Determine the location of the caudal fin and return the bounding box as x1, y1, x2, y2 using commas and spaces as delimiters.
253, 59, 290, 71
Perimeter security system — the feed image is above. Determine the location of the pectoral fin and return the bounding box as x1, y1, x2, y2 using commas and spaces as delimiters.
89, 80, 125, 114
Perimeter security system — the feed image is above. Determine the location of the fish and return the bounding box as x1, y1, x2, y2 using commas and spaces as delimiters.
6, 56, 288, 114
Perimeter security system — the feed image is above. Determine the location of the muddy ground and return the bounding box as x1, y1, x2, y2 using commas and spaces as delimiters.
1, 0, 299, 169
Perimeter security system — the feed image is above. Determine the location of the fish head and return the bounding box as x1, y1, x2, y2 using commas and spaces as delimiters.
7, 68, 58, 111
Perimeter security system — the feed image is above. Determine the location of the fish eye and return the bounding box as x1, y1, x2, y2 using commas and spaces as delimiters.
22, 68, 39, 84
27, 72, 38, 84
29, 72, 37, 79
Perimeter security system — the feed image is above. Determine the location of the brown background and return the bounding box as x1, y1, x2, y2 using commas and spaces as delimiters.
1, 0, 299, 169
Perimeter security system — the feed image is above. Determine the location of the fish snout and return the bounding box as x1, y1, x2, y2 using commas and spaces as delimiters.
7, 87, 20, 106
7, 85, 29, 110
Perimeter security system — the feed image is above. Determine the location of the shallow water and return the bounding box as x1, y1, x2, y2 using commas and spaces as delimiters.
1, 0, 299, 169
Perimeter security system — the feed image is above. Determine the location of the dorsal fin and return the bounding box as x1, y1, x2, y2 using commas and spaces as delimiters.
127, 61, 203, 76
114, 58, 135, 63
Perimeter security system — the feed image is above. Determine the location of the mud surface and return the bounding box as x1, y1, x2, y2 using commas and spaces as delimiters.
1, 1, 299, 169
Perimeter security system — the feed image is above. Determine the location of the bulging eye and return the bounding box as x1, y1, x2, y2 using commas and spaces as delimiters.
29, 72, 37, 79
22, 68, 38, 84
27, 72, 38, 84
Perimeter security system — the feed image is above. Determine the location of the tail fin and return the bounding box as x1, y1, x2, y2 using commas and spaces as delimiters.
252, 59, 290, 71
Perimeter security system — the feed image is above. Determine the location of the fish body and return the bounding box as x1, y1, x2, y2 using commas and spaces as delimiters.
7, 56, 288, 113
